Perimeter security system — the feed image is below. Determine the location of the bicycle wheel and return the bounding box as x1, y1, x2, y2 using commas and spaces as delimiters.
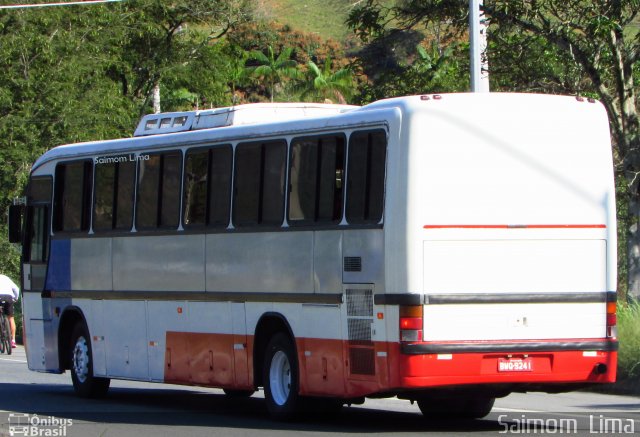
0, 316, 5, 354
1, 315, 11, 355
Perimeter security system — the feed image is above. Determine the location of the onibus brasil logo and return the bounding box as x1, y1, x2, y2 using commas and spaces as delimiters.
8, 413, 72, 437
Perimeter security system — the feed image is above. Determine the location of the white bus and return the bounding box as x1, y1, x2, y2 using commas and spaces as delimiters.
9, 93, 618, 419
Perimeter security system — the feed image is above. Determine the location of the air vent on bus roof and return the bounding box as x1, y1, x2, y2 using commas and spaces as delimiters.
133, 103, 358, 137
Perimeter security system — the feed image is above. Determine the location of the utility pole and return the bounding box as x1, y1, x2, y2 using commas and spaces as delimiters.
469, 0, 489, 92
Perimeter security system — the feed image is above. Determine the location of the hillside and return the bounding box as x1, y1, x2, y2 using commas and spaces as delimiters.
256, 0, 355, 41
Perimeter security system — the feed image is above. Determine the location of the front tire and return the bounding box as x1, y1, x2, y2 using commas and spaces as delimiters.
70, 322, 110, 398
263, 332, 300, 420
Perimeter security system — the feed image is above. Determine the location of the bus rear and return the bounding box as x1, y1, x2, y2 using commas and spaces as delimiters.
384, 94, 616, 411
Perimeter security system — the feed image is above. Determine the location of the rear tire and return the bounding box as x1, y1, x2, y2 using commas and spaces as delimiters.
69, 322, 110, 398
263, 332, 300, 420
417, 396, 495, 419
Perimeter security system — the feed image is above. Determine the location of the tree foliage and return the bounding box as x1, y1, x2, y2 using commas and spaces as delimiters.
247, 45, 300, 102
348, 0, 640, 296
297, 58, 354, 104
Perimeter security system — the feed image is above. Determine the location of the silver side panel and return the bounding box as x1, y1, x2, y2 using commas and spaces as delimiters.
113, 235, 205, 292
206, 232, 313, 293
313, 231, 342, 293
343, 229, 384, 291
71, 238, 112, 290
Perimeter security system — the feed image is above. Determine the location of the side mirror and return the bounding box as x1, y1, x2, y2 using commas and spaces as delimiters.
8, 204, 23, 243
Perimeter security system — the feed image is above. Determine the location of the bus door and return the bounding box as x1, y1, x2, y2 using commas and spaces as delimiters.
22, 177, 56, 371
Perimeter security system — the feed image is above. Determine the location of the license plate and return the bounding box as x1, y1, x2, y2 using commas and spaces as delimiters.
498, 358, 533, 372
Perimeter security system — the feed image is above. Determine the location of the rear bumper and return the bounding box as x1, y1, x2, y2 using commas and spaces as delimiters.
391, 340, 617, 389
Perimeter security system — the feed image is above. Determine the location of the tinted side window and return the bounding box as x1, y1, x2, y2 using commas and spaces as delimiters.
234, 140, 286, 226
160, 153, 181, 228
115, 162, 136, 230
346, 130, 387, 224
53, 161, 92, 232
136, 152, 182, 229
183, 149, 209, 226
94, 160, 135, 232
289, 134, 345, 224
183, 146, 233, 228
93, 162, 116, 231
209, 147, 232, 227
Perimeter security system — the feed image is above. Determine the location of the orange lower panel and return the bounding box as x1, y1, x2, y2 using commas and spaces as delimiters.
165, 331, 251, 389
165, 332, 617, 398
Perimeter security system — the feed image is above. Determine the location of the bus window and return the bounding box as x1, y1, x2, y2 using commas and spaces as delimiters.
93, 160, 135, 231
183, 145, 232, 228
208, 146, 232, 227
346, 130, 386, 224
289, 134, 345, 224
160, 153, 181, 228
183, 149, 209, 226
233, 140, 286, 227
115, 161, 136, 230
53, 160, 93, 232
136, 151, 182, 229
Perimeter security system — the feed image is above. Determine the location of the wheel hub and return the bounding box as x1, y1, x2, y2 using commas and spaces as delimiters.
72, 336, 90, 383
269, 350, 291, 406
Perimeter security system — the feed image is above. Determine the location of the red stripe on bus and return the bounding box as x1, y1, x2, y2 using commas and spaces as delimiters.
423, 224, 607, 229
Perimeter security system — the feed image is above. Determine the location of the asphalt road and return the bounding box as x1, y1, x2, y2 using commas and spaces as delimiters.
0, 346, 638, 436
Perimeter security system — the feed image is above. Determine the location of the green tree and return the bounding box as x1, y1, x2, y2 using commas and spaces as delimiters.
298, 58, 354, 104
105, 0, 252, 114
349, 0, 640, 298
248, 45, 300, 102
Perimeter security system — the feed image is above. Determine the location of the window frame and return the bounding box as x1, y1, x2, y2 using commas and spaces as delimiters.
345, 129, 387, 225
52, 159, 93, 234
135, 150, 183, 231
182, 144, 233, 229
92, 157, 136, 233
287, 133, 346, 227
232, 139, 287, 228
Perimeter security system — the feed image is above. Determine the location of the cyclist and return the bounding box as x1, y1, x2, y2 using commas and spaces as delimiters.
0, 274, 19, 348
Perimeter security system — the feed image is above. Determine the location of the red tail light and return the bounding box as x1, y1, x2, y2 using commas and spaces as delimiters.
400, 305, 423, 342
606, 301, 617, 339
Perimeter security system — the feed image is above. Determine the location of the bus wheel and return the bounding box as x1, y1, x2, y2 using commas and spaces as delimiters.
69, 322, 110, 398
263, 332, 300, 420
417, 396, 494, 419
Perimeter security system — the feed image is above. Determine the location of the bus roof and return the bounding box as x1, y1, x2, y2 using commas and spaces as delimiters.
32, 94, 606, 172
133, 102, 359, 137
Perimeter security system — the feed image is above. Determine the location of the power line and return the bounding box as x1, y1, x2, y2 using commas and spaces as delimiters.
0, 0, 123, 9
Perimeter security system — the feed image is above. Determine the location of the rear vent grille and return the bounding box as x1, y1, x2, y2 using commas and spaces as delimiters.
348, 319, 372, 345
347, 288, 373, 317
346, 287, 375, 376
349, 348, 375, 375
343, 256, 362, 272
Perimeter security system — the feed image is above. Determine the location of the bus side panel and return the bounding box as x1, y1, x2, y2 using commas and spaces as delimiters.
113, 235, 205, 292
71, 238, 112, 291
299, 304, 345, 396
103, 300, 148, 379
148, 301, 188, 381
205, 233, 313, 293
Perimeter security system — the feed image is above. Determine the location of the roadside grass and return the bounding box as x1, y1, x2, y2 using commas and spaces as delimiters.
616, 300, 640, 393
261, 0, 354, 41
